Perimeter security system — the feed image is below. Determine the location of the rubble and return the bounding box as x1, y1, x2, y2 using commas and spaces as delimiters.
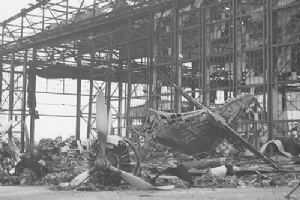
0, 116, 300, 192
0, 132, 300, 191
0, 135, 87, 186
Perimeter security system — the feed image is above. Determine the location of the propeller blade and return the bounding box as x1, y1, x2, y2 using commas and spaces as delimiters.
69, 167, 96, 187
96, 92, 108, 156
108, 165, 174, 190
23, 121, 30, 152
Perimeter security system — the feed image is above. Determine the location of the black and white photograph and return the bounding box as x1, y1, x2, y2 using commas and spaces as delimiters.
0, 0, 300, 199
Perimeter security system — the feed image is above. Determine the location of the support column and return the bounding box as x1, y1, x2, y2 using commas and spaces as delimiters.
87, 52, 94, 139
173, 0, 182, 113
262, 0, 267, 127
20, 15, 26, 152
29, 49, 37, 151
8, 53, 15, 144
42, 3, 45, 31
76, 54, 82, 140
201, 4, 209, 106
106, 25, 113, 123
125, 19, 132, 137
66, 0, 69, 21
232, 0, 238, 97
148, 14, 154, 111
21, 51, 27, 152
87, 2, 96, 138
118, 80, 123, 136
0, 26, 4, 106
190, 61, 197, 111
152, 15, 159, 110
266, 0, 273, 141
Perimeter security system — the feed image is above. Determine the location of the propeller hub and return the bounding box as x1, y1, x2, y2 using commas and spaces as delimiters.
94, 157, 111, 171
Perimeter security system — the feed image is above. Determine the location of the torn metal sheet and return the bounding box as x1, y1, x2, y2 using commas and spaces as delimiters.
150, 109, 226, 155
149, 94, 259, 156
260, 140, 293, 158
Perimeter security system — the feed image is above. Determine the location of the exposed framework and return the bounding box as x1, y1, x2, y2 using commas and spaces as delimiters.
0, 0, 300, 152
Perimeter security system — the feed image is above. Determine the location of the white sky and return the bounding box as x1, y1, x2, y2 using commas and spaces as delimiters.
0, 0, 36, 22
0, 1, 91, 142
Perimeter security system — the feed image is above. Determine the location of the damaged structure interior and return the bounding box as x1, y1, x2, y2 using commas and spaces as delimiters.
1, 0, 300, 197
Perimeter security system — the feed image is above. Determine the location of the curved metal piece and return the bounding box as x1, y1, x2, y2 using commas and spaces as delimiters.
122, 137, 141, 175
108, 165, 174, 190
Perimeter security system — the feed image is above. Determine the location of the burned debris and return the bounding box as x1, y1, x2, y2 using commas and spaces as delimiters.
0, 0, 300, 199
0, 93, 299, 194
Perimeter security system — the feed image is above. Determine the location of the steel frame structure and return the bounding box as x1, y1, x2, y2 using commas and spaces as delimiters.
1, 0, 300, 151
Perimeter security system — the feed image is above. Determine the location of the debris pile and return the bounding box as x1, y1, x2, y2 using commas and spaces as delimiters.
132, 121, 300, 189
1, 114, 300, 192
0, 135, 87, 186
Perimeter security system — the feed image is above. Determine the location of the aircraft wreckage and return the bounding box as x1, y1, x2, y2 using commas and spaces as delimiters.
146, 80, 281, 170
148, 94, 258, 156
0, 91, 281, 189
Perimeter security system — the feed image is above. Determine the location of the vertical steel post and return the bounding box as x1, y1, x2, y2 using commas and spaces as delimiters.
266, 0, 273, 141
29, 49, 37, 151
21, 50, 27, 152
152, 14, 158, 110
200, 3, 208, 106
173, 0, 181, 113
125, 19, 132, 137
8, 53, 15, 144
0, 25, 5, 109
66, 0, 69, 21
20, 15, 26, 152
232, 0, 237, 97
118, 81, 123, 136
148, 14, 154, 110
87, 52, 94, 139
76, 53, 82, 140
190, 60, 196, 111
263, 0, 267, 127
106, 24, 113, 123
42, 2, 45, 31
87, 0, 97, 138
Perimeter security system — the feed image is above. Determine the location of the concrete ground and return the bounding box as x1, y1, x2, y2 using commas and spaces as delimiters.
0, 186, 299, 200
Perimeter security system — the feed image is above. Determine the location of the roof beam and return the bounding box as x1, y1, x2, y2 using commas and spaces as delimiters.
1, 0, 50, 25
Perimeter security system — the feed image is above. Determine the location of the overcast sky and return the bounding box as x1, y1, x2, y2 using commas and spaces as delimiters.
0, 0, 36, 22
0, 0, 91, 141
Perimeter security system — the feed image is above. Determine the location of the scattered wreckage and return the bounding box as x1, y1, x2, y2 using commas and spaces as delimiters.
1, 91, 300, 195
0, 125, 142, 188
148, 94, 260, 156
148, 93, 280, 169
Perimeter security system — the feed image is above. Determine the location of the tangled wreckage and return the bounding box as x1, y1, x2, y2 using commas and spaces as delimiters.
149, 94, 261, 156
1, 93, 300, 192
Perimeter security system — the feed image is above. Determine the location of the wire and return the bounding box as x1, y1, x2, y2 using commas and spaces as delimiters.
37, 102, 77, 107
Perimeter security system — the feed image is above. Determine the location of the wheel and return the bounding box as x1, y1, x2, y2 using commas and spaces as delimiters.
122, 137, 141, 175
